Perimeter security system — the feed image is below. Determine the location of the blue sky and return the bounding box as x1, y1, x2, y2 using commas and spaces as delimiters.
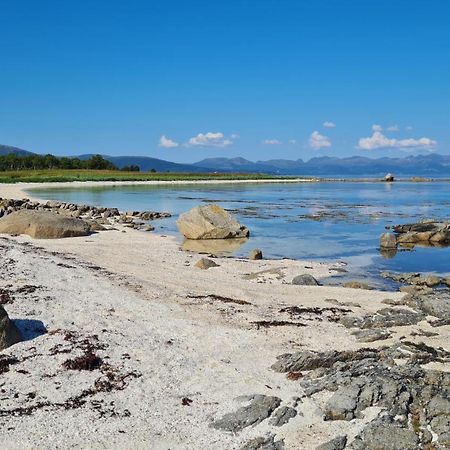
1, 0, 449, 163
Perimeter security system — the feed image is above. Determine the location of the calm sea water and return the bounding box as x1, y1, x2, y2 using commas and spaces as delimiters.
29, 181, 450, 287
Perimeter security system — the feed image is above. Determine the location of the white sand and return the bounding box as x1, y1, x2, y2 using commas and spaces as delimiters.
0, 182, 448, 449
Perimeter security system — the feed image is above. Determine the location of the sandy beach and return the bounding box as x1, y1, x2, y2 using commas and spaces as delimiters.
0, 182, 449, 450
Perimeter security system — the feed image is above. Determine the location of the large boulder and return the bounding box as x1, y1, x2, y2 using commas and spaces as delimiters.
0, 210, 91, 239
0, 305, 21, 350
380, 233, 397, 249
176, 204, 249, 240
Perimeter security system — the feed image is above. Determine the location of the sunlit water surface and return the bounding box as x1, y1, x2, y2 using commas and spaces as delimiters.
29, 181, 450, 289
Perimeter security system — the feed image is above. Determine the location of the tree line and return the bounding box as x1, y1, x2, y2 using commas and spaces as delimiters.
0, 153, 142, 171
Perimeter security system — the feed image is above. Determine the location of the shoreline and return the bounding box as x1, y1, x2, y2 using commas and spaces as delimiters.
0, 183, 449, 449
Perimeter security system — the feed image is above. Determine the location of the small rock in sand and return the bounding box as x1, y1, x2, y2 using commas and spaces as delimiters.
195, 258, 219, 270
292, 274, 319, 286
249, 249, 263, 260
343, 281, 372, 290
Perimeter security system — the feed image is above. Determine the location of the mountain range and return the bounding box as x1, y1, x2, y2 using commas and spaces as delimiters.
1, 144, 450, 176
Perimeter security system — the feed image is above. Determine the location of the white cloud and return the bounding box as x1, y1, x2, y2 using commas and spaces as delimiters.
159, 135, 179, 148
387, 125, 399, 132
357, 131, 437, 150
288, 139, 297, 144
372, 124, 383, 132
309, 131, 331, 150
187, 132, 233, 147
323, 121, 336, 128
230, 133, 240, 139
262, 139, 282, 145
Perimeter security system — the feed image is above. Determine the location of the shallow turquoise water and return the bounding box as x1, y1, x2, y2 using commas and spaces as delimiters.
29, 181, 450, 286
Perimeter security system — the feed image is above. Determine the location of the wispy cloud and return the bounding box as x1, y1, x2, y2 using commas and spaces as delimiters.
372, 124, 383, 132
323, 121, 336, 128
358, 131, 436, 150
387, 125, 399, 132
309, 131, 331, 150
159, 135, 179, 148
262, 139, 282, 145
187, 132, 233, 147
288, 139, 297, 144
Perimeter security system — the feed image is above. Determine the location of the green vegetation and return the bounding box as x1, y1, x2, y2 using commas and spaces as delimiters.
0, 153, 117, 171
0, 152, 302, 183
0, 169, 291, 183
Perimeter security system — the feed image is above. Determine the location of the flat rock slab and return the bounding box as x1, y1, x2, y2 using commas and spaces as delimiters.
0, 210, 91, 239
211, 394, 281, 432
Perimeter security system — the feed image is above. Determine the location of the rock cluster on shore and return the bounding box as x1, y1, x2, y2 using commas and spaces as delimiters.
0, 197, 171, 236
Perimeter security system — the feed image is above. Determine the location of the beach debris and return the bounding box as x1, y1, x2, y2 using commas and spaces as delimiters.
176, 204, 249, 240
249, 248, 263, 260
291, 274, 319, 286
194, 257, 219, 269
0, 305, 22, 350
211, 394, 281, 432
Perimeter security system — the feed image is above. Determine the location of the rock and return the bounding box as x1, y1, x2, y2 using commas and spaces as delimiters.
211, 395, 281, 432
269, 406, 297, 426
315, 436, 347, 450
343, 281, 372, 290
340, 308, 424, 329
384, 173, 395, 182
240, 435, 285, 450
249, 249, 263, 260
272, 344, 450, 448
393, 221, 450, 244
176, 204, 249, 240
0, 305, 21, 351
380, 233, 397, 249
292, 274, 319, 286
0, 210, 91, 239
194, 258, 219, 270
351, 328, 392, 342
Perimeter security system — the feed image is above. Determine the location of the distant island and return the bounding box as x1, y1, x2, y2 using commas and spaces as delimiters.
1, 143, 450, 177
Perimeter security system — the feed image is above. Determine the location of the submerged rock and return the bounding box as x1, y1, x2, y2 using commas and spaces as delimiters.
0, 210, 91, 239
0, 305, 21, 351
177, 204, 249, 240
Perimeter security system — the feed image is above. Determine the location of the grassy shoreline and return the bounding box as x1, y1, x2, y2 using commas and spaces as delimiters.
0, 169, 304, 183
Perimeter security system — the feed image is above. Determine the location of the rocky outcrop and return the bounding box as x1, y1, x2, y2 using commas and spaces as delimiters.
211, 395, 281, 432
0, 305, 21, 350
393, 221, 450, 244
0, 210, 91, 239
0, 198, 170, 233
273, 343, 450, 449
177, 204, 249, 240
